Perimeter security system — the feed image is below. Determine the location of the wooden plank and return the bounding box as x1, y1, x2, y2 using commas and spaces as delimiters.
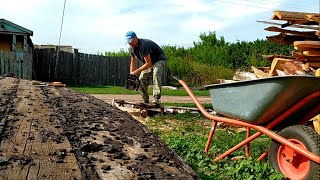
88, 54, 92, 84
0, 50, 2, 74
261, 54, 295, 61
308, 62, 320, 68
267, 33, 318, 45
78, 53, 83, 85
85, 53, 90, 84
264, 26, 318, 38
307, 15, 320, 23
257, 20, 319, 30
81, 54, 86, 84
116, 57, 121, 86
294, 41, 320, 51
4, 51, 9, 74
108, 57, 114, 86
292, 51, 320, 61
105, 56, 110, 86
97, 56, 103, 85
0, 80, 82, 179
27, 53, 33, 80
101, 55, 105, 85
65, 52, 69, 82
272, 11, 319, 21
73, 49, 79, 85
303, 50, 320, 56
94, 55, 98, 84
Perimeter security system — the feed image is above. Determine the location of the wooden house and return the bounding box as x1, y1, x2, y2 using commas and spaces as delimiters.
0, 19, 33, 79
0, 19, 33, 53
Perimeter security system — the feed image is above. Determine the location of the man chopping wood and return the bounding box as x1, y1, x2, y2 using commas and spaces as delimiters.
125, 31, 167, 106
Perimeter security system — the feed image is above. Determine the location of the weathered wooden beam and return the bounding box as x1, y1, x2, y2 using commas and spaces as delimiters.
272, 11, 319, 21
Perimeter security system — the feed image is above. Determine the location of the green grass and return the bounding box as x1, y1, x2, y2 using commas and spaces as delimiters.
70, 85, 210, 96
146, 113, 284, 179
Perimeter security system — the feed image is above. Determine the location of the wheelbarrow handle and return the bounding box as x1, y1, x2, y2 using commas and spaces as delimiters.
173, 76, 181, 81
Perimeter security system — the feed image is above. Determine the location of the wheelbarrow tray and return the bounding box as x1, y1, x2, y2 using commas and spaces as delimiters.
205, 76, 320, 125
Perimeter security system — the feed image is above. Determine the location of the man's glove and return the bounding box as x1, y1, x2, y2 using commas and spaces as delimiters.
125, 74, 140, 90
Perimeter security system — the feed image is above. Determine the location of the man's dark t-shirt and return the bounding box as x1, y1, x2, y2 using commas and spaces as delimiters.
129, 39, 166, 65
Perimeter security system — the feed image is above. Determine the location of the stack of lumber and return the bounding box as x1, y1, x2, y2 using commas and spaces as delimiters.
255, 10, 320, 77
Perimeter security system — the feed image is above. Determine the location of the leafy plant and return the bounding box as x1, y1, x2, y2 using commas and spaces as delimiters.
147, 113, 284, 179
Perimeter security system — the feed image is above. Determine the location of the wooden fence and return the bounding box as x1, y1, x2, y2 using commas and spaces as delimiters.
0, 50, 33, 80
33, 48, 167, 86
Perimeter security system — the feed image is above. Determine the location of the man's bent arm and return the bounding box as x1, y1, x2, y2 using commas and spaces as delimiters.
131, 54, 152, 75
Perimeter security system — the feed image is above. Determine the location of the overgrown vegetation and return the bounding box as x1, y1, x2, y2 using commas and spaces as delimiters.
146, 113, 284, 179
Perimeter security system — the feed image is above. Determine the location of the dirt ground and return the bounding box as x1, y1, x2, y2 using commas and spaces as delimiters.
91, 94, 212, 104
0, 77, 199, 180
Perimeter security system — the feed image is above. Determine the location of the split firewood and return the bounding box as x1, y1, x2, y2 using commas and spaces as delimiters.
281, 61, 302, 75
269, 58, 293, 75
251, 66, 270, 78
301, 63, 310, 71
276, 69, 287, 76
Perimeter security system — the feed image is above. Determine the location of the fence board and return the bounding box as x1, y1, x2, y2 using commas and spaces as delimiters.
0, 50, 4, 74
15, 53, 22, 78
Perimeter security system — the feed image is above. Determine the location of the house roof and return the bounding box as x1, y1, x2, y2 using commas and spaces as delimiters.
0, 19, 33, 36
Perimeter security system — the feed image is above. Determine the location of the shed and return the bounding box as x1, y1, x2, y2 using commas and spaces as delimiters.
0, 19, 33, 79
0, 18, 33, 53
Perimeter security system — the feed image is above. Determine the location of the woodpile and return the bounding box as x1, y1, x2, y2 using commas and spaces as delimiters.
255, 10, 320, 78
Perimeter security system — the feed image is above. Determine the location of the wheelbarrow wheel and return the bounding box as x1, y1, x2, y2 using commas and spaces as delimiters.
268, 125, 320, 180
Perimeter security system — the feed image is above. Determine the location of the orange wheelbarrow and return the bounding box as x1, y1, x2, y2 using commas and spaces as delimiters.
174, 75, 320, 180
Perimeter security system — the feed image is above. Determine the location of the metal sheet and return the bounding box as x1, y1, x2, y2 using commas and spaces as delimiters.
205, 76, 320, 124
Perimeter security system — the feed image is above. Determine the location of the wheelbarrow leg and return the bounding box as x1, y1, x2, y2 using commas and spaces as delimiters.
258, 150, 268, 161
246, 127, 250, 157
205, 121, 217, 153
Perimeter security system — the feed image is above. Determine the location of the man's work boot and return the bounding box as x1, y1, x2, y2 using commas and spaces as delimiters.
151, 99, 161, 107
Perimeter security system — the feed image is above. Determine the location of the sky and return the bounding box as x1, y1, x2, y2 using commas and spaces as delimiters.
1, 0, 319, 54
